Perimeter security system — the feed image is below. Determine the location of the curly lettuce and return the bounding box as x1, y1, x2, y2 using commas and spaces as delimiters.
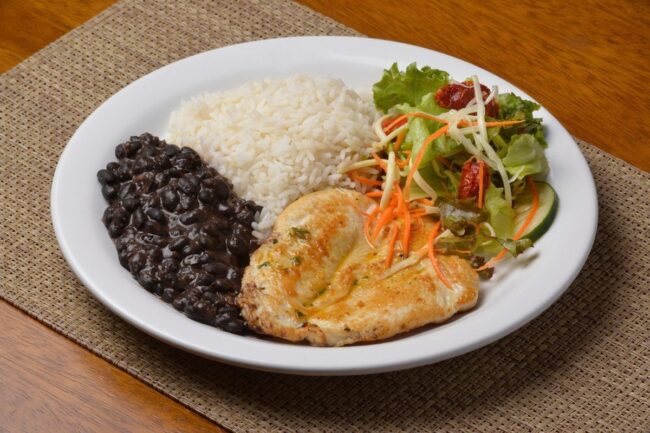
373, 63, 449, 112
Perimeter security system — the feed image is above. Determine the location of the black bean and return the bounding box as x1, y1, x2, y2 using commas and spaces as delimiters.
227, 233, 249, 256
106, 161, 119, 173
162, 288, 175, 302
131, 208, 145, 229
124, 140, 141, 157
97, 169, 116, 185
179, 209, 202, 225
161, 188, 178, 211
182, 253, 203, 267
144, 220, 166, 236
123, 197, 140, 212
178, 177, 197, 195
172, 296, 187, 311
128, 252, 146, 273
154, 172, 170, 188
198, 188, 215, 204
168, 237, 187, 251
195, 272, 215, 286
116, 161, 132, 181
203, 219, 228, 235
214, 313, 246, 334
226, 267, 242, 281
118, 182, 136, 199
146, 207, 165, 222
101, 184, 118, 200
137, 270, 156, 291
182, 242, 202, 256
213, 179, 231, 200
197, 233, 213, 249
113, 207, 130, 224
115, 143, 126, 159
202, 261, 229, 276
179, 146, 198, 157
163, 144, 180, 158
161, 258, 179, 274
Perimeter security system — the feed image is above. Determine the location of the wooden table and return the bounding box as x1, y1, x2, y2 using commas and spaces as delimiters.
1, 1, 648, 431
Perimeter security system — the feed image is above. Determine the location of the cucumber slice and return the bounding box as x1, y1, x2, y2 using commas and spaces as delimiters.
512, 181, 558, 241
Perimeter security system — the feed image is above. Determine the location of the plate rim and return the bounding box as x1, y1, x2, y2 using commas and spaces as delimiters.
51, 35, 598, 375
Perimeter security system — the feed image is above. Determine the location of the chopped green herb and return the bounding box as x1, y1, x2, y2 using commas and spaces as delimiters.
296, 310, 305, 318
257, 261, 270, 269
271, 239, 278, 244
344, 325, 351, 332
317, 287, 327, 296
352, 278, 358, 287
290, 226, 310, 240
290, 256, 302, 265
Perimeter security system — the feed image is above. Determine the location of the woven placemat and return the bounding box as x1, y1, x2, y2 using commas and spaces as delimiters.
1, 0, 649, 431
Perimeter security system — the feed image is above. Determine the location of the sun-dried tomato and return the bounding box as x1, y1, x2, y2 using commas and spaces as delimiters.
458, 159, 490, 201
435, 80, 499, 118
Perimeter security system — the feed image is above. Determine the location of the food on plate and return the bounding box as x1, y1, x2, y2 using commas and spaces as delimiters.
166, 75, 376, 239
97, 133, 260, 333
338, 63, 557, 274
238, 188, 478, 346
98, 63, 556, 343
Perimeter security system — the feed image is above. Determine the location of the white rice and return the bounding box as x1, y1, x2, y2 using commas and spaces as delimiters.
166, 75, 378, 239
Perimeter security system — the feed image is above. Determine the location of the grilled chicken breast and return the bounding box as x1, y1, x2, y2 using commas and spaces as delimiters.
238, 188, 478, 346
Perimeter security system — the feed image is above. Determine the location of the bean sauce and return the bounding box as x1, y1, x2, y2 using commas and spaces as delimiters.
98, 133, 260, 334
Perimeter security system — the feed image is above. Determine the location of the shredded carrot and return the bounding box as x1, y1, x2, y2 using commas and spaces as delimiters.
364, 207, 380, 248
477, 160, 485, 209
384, 112, 448, 133
427, 222, 451, 288
365, 190, 383, 197
371, 152, 388, 171
350, 173, 383, 186
372, 206, 395, 240
385, 223, 399, 268
393, 130, 406, 152
385, 113, 522, 134
482, 119, 525, 128
513, 177, 539, 239
436, 156, 452, 169
477, 177, 539, 271
404, 125, 450, 201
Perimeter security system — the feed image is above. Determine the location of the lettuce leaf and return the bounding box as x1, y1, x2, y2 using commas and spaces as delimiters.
497, 93, 546, 146
497, 93, 540, 122
502, 134, 549, 180
484, 184, 514, 239
373, 63, 449, 112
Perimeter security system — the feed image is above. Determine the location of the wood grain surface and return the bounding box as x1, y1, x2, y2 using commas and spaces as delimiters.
0, 0, 648, 432
0, 301, 223, 433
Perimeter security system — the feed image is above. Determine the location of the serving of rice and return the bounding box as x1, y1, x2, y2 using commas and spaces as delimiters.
166, 75, 378, 238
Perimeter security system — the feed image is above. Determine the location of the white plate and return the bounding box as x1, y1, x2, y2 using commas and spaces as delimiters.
51, 36, 597, 375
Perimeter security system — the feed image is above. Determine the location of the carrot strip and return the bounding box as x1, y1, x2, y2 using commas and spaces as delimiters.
364, 207, 380, 248
436, 156, 452, 169
384, 112, 448, 133
483, 119, 525, 128
477, 160, 485, 209
513, 177, 539, 239
428, 222, 451, 288
393, 130, 406, 152
404, 125, 449, 201
372, 206, 395, 240
371, 152, 388, 171
350, 174, 383, 186
385, 223, 399, 268
477, 177, 539, 271
365, 190, 383, 197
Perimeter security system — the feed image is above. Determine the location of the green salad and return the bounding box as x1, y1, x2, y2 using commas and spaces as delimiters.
343, 63, 557, 280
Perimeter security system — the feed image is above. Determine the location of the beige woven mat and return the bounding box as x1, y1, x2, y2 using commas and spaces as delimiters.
1, 0, 649, 431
